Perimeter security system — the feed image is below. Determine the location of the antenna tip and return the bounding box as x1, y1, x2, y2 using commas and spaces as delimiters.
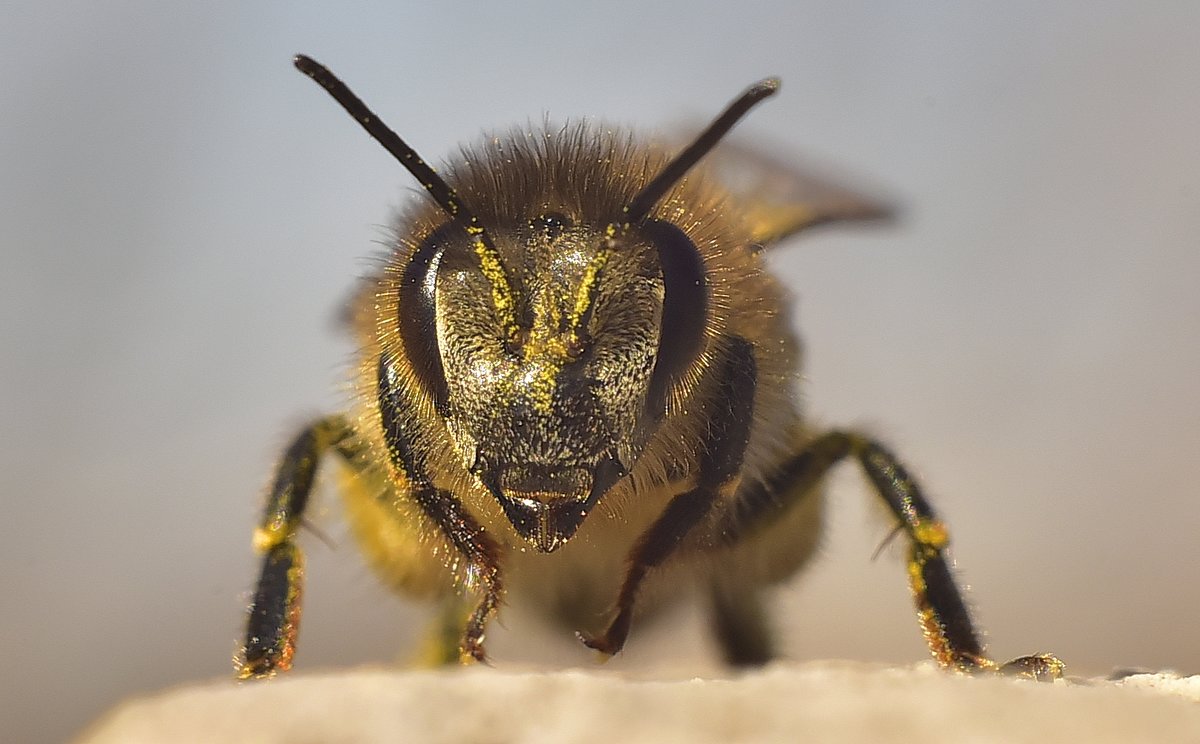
752, 77, 781, 99
294, 54, 320, 74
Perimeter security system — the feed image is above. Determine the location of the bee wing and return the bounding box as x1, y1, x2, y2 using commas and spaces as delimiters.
707, 138, 895, 250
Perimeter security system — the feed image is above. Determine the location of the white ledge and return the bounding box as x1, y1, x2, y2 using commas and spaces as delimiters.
77, 661, 1200, 744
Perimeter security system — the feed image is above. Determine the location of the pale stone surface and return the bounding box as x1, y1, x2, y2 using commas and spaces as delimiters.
77, 662, 1200, 744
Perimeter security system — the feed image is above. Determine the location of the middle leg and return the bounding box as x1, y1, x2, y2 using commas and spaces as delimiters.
715, 430, 1063, 679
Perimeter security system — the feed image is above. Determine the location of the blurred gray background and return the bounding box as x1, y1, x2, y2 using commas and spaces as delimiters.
3, 2, 1198, 741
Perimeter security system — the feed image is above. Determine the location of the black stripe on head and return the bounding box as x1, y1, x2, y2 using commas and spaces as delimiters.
641, 219, 708, 417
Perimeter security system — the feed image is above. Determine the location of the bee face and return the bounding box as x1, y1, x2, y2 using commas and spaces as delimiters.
428, 216, 664, 550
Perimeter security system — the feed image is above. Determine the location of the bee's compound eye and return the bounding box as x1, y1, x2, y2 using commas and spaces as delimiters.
529, 212, 573, 240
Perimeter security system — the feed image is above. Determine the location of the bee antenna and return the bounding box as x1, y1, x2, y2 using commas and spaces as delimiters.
293, 54, 519, 340
626, 78, 780, 224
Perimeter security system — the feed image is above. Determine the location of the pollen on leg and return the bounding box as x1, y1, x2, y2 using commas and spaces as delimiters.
911, 517, 949, 550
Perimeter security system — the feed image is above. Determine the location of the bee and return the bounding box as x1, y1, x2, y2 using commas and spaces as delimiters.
237, 54, 1062, 680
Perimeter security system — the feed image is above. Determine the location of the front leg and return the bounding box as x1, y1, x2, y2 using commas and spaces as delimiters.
580, 337, 758, 656
378, 354, 503, 663
408, 485, 503, 663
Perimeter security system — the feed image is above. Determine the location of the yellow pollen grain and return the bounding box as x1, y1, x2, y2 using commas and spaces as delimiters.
570, 249, 608, 330
253, 525, 285, 553
471, 238, 517, 334
521, 347, 564, 415
912, 518, 949, 550
906, 558, 927, 593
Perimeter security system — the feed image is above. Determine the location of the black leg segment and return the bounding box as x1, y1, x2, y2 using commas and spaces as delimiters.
709, 578, 774, 667
580, 336, 757, 656
378, 352, 504, 663
238, 416, 351, 679
718, 429, 1063, 678
241, 542, 302, 678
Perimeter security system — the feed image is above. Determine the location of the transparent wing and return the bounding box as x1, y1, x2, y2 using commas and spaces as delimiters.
708, 138, 895, 249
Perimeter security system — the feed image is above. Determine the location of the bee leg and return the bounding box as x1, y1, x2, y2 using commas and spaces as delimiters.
394, 484, 502, 665
847, 433, 1063, 679
394, 492, 502, 666
408, 594, 479, 667
378, 354, 504, 664
238, 415, 352, 679
580, 337, 758, 657
709, 575, 774, 666
720, 430, 1063, 680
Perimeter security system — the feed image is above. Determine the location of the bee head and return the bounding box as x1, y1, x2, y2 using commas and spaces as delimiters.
294, 55, 776, 552
429, 213, 691, 552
